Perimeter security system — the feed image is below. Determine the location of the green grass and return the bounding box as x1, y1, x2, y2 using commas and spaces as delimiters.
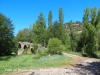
95, 51, 100, 58
0, 54, 72, 74
65, 50, 82, 56
66, 50, 100, 58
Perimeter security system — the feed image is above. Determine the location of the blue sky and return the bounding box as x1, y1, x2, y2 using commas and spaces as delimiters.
0, 0, 100, 35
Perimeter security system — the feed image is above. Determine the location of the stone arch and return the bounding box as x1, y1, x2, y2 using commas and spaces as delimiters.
18, 42, 33, 55
18, 43, 21, 48
30, 47, 34, 53
24, 45, 27, 49
30, 47, 33, 51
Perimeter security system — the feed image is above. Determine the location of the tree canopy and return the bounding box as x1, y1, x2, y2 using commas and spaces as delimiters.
0, 13, 15, 56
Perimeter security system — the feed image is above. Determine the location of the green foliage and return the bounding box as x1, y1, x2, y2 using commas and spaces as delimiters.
47, 10, 53, 45
59, 8, 64, 25
95, 51, 100, 58
33, 22, 42, 43
52, 21, 60, 38
82, 24, 98, 56
31, 43, 38, 54
91, 7, 97, 25
38, 12, 46, 27
12, 37, 18, 54
82, 43, 97, 57
48, 10, 53, 27
31, 42, 48, 58
33, 49, 48, 59
0, 13, 15, 56
16, 28, 33, 42
58, 8, 70, 48
52, 21, 70, 49
33, 13, 46, 46
77, 7, 99, 57
22, 48, 29, 54
47, 8, 70, 50
38, 48, 48, 56
68, 21, 77, 51
59, 45, 66, 52
47, 38, 66, 55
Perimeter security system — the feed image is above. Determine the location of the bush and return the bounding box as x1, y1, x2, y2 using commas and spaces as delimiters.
47, 38, 65, 55
31, 43, 38, 54
82, 43, 98, 58
33, 49, 48, 59
38, 48, 48, 56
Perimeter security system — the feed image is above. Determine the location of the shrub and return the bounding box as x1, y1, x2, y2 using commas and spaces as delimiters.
47, 38, 65, 55
31, 43, 38, 54
82, 43, 98, 58
22, 48, 29, 54
33, 49, 48, 59
38, 48, 48, 56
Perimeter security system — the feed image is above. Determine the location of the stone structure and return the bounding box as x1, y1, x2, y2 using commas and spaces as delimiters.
18, 42, 33, 55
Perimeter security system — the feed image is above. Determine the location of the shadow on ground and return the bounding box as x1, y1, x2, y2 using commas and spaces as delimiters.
75, 61, 100, 75
0, 55, 16, 61
0, 56, 11, 61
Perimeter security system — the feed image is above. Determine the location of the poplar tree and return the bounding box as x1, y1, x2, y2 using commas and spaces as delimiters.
48, 10, 53, 28
69, 21, 77, 51
47, 10, 53, 43
58, 8, 70, 49
78, 8, 99, 57
59, 8, 64, 25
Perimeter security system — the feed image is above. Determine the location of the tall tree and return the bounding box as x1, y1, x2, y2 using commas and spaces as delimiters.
78, 8, 98, 57
16, 28, 32, 42
48, 10, 53, 37
29, 25, 34, 42
38, 12, 46, 29
0, 13, 15, 56
48, 10, 52, 28
91, 7, 97, 26
77, 8, 90, 52
33, 21, 42, 44
47, 10, 53, 45
52, 21, 70, 49
52, 21, 60, 38
59, 8, 64, 25
95, 9, 100, 50
33, 12, 46, 46
69, 21, 77, 51
96, 9, 100, 27
58, 8, 70, 49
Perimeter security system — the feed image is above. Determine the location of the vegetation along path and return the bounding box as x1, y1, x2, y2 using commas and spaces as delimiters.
11, 53, 100, 75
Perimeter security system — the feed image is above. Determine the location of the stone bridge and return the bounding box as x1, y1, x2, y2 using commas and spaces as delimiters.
18, 42, 33, 55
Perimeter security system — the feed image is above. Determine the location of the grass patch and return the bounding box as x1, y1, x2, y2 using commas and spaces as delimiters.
95, 51, 100, 59
0, 54, 72, 75
66, 50, 82, 56
66, 50, 100, 58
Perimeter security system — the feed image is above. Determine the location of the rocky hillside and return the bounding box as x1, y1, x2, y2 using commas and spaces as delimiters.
65, 22, 83, 34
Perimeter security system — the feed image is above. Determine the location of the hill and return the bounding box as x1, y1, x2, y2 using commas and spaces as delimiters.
65, 21, 83, 34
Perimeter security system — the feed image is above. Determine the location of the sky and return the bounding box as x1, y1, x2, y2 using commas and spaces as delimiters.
0, 0, 100, 36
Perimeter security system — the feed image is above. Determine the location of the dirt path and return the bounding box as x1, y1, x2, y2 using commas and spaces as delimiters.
12, 53, 100, 75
